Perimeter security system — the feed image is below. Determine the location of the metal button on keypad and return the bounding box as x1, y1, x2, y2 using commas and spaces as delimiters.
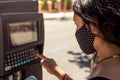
5, 66, 12, 71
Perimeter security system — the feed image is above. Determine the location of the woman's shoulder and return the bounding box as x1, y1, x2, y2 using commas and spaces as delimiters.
89, 77, 110, 80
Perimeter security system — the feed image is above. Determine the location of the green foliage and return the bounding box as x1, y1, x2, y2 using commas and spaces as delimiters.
67, 0, 72, 9
39, 0, 47, 10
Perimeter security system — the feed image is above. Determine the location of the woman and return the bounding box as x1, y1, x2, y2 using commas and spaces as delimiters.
37, 0, 120, 80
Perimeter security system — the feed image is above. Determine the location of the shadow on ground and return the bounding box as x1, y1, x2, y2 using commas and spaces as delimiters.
44, 17, 72, 21
67, 51, 91, 72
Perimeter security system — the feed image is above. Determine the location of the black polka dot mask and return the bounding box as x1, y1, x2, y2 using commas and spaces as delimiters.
75, 24, 96, 54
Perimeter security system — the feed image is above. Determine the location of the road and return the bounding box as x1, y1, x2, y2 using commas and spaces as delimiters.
43, 19, 90, 80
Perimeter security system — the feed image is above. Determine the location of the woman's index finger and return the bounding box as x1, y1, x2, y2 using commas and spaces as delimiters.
36, 53, 46, 60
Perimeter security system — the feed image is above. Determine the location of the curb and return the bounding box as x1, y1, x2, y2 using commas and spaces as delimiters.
43, 12, 74, 20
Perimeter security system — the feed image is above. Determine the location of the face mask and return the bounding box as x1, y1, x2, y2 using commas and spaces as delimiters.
75, 24, 96, 54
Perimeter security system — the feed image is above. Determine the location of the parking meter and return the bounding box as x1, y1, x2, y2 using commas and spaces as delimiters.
0, 0, 44, 80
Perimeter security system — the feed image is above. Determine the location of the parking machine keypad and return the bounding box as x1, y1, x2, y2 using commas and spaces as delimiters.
4, 48, 39, 71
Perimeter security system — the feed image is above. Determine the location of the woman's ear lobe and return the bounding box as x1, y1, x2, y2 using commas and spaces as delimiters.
91, 26, 99, 35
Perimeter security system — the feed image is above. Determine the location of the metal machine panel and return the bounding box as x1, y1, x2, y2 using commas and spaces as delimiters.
0, 13, 44, 78
0, 0, 38, 13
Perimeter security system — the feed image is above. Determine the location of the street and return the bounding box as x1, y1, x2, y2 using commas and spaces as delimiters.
43, 19, 90, 80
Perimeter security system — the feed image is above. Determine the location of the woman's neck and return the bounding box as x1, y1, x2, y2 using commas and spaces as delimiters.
94, 37, 120, 61
96, 41, 120, 62
91, 37, 120, 79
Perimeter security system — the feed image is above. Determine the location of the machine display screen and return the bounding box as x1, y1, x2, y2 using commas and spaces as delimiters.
9, 21, 38, 46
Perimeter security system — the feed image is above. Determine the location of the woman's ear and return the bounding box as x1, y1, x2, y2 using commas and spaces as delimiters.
89, 18, 100, 35
92, 27, 99, 34
90, 25, 104, 39
90, 24, 99, 35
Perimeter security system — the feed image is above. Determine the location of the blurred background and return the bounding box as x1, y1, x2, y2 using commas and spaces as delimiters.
38, 0, 73, 13
38, 0, 91, 80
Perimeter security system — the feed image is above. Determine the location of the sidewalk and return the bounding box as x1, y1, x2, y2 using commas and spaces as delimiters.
42, 12, 74, 19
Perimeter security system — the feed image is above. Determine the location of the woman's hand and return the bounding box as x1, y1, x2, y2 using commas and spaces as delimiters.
36, 53, 65, 80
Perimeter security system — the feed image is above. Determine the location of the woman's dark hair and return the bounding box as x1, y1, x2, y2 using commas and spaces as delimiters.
73, 0, 120, 47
